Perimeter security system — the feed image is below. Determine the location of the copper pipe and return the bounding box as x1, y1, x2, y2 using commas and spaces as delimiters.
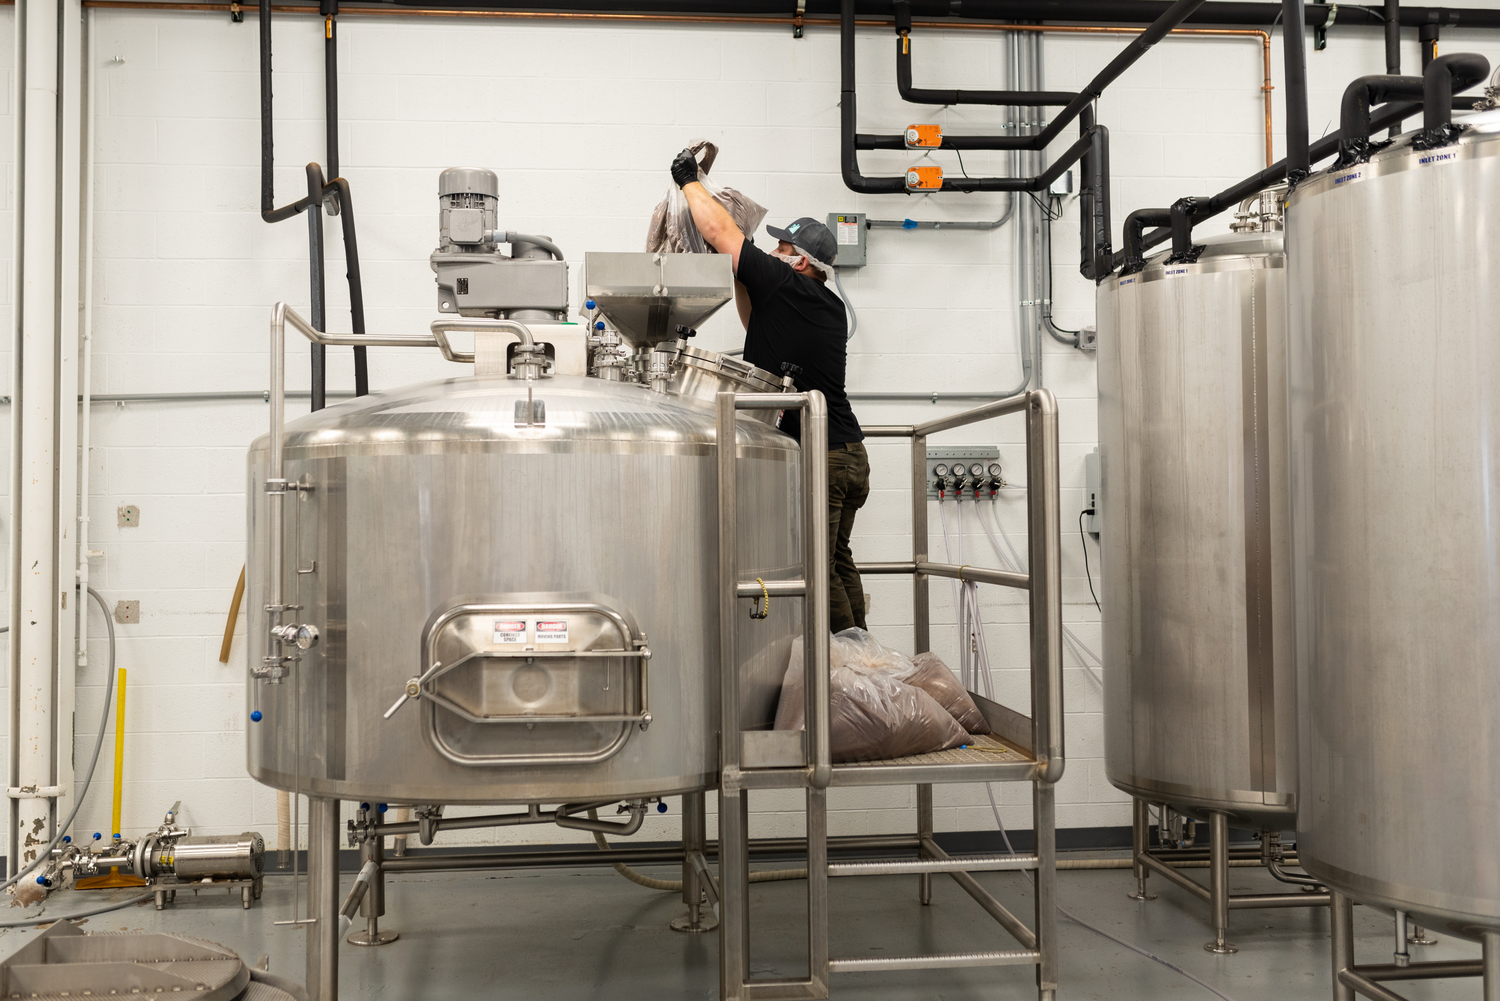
79, 1, 1274, 166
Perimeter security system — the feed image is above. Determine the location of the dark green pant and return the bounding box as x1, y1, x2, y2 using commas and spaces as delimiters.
828, 442, 870, 633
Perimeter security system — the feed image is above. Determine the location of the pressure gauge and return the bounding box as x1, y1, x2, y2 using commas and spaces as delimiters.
989, 463, 1002, 476
933, 463, 949, 477
969, 463, 985, 476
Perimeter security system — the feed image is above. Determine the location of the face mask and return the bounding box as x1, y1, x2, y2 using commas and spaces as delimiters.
770, 252, 807, 270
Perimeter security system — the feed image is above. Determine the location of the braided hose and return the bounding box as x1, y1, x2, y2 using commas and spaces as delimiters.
587, 809, 807, 890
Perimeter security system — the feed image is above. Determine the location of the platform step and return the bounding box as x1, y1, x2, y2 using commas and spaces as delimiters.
827, 855, 1039, 876
829, 949, 1042, 972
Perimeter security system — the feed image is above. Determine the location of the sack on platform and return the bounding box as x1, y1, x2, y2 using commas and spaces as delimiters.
773, 634, 968, 762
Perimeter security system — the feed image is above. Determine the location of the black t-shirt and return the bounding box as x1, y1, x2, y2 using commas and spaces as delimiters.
735, 239, 864, 445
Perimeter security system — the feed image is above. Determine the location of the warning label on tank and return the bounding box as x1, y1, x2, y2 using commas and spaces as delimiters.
493, 620, 528, 644
535, 620, 570, 644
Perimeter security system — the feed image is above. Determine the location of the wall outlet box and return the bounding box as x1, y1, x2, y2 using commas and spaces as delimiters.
118, 504, 139, 527
114, 600, 139, 624
827, 212, 866, 268
1084, 448, 1102, 534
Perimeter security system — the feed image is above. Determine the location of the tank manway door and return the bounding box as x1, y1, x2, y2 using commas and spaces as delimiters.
397, 600, 652, 767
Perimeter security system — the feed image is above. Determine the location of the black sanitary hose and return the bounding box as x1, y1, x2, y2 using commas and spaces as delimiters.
306, 164, 327, 412
260, 0, 369, 405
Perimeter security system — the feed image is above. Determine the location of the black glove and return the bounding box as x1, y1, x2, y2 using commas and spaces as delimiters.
671, 149, 700, 188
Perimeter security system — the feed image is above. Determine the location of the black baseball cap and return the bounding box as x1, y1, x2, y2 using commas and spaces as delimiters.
766, 217, 837, 266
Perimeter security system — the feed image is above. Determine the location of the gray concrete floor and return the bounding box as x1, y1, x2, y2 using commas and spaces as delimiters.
3, 859, 1487, 1000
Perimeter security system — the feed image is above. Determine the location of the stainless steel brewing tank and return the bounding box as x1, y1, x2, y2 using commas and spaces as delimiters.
1098, 231, 1297, 830
246, 374, 802, 805
1286, 113, 1500, 937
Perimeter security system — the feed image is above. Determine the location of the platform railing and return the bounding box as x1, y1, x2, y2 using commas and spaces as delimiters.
715, 388, 1065, 1001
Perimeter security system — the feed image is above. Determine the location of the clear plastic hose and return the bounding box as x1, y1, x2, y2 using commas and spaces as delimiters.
2, 587, 118, 898
0, 890, 153, 928
588, 808, 806, 890
948, 505, 1238, 1001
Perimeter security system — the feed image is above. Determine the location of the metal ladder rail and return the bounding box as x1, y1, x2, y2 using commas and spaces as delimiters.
716, 390, 1065, 1001
717, 390, 832, 1001
848, 389, 1064, 1000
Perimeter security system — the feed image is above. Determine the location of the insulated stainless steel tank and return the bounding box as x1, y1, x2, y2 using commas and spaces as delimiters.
246, 372, 802, 806
1286, 112, 1500, 937
1098, 229, 1297, 830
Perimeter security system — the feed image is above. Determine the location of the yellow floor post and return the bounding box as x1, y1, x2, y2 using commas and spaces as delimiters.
77, 668, 148, 889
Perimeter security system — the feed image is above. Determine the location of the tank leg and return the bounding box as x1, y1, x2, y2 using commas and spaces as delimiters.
1126, 798, 1156, 901
306, 797, 340, 1001
1483, 930, 1499, 1001
1203, 812, 1237, 954
1330, 890, 1355, 1001
672, 791, 717, 933
917, 784, 933, 906
348, 806, 398, 946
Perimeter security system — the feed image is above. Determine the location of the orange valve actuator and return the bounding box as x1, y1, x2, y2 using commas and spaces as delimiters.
904, 125, 942, 149
904, 166, 944, 191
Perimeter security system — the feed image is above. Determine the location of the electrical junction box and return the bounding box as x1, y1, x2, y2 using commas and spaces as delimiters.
905, 165, 943, 191
1050, 169, 1074, 197
1084, 447, 1101, 534
827, 213, 866, 269
904, 124, 942, 149
433, 256, 568, 317
925, 445, 1000, 499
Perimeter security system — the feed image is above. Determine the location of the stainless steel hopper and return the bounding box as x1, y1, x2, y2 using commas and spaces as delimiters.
583, 252, 734, 348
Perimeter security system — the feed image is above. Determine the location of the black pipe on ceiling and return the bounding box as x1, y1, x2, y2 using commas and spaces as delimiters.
260, 0, 371, 405
1120, 91, 1477, 267
1386, 0, 1405, 136
841, 0, 1123, 197
1119, 208, 1171, 274
892, 0, 1077, 107
387, 0, 1500, 29
1283, 0, 1310, 184
1080, 106, 1112, 281
845, 0, 1205, 170
305, 163, 328, 412
1422, 51, 1492, 132
1339, 73, 1425, 163
1166, 196, 1205, 262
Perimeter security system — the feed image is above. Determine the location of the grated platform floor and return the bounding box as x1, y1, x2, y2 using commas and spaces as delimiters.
838, 732, 1031, 768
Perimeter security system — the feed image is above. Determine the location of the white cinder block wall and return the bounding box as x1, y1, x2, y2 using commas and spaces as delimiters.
1, 5, 1498, 853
